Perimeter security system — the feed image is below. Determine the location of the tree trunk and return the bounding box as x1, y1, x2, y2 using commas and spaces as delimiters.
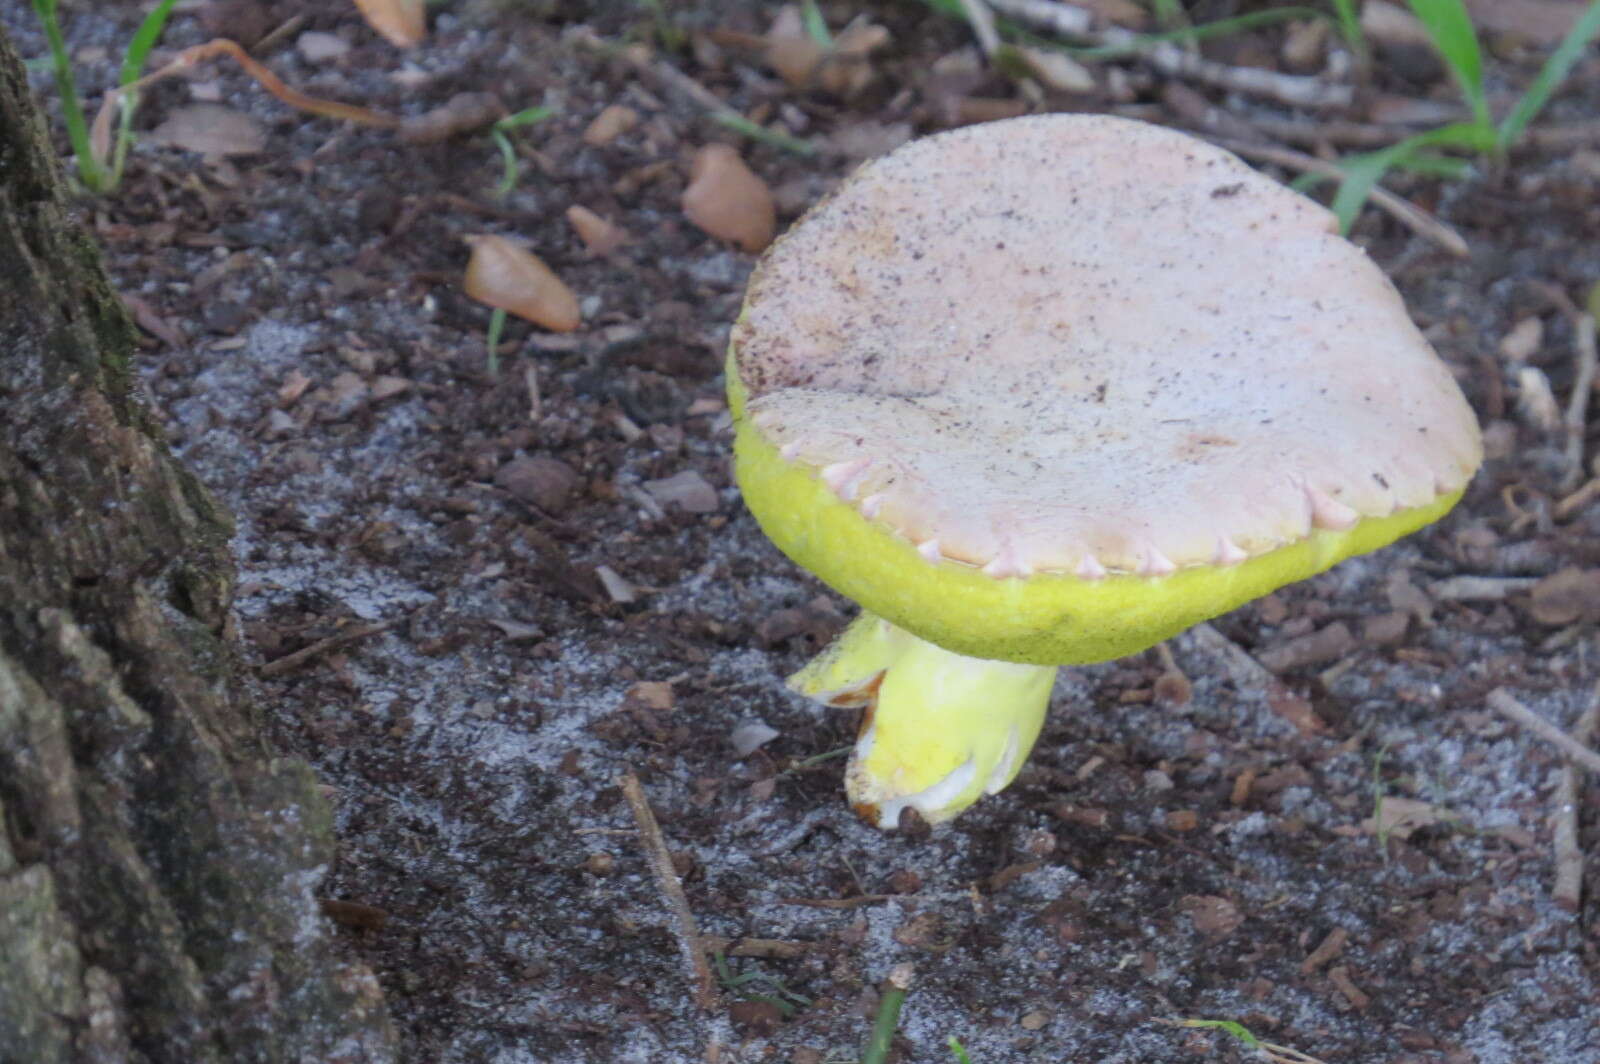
0, 25, 395, 1064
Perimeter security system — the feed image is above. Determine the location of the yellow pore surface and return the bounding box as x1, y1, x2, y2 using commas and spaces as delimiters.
729, 361, 1464, 667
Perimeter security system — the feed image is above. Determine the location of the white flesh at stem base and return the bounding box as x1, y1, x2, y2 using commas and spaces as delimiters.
787, 613, 1057, 828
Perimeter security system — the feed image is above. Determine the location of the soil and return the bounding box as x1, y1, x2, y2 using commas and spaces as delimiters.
6, 2, 1600, 1062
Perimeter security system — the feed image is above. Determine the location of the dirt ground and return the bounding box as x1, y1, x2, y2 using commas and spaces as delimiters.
8, 1, 1600, 1061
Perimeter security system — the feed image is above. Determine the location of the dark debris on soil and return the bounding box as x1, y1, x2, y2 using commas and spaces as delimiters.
6, 1, 1600, 1061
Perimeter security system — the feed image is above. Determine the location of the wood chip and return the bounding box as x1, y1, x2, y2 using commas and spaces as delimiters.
495, 456, 580, 513
1258, 622, 1355, 674
644, 470, 720, 513
1180, 895, 1243, 939
1328, 965, 1371, 1010
1527, 568, 1600, 626
1300, 927, 1347, 974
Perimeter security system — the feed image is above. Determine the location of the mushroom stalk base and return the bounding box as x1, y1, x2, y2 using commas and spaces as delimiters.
789, 614, 1056, 828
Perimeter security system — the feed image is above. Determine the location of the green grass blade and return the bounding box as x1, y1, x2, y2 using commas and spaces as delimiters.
712, 112, 816, 156
1328, 0, 1366, 55
29, 0, 107, 191
1171, 1018, 1262, 1049
1497, 0, 1600, 150
1329, 122, 1492, 232
495, 105, 554, 131
485, 307, 507, 377
861, 977, 910, 1064
948, 1035, 974, 1063
800, 0, 833, 47
120, 0, 177, 87
109, 0, 178, 186
1405, 0, 1490, 126
490, 128, 518, 198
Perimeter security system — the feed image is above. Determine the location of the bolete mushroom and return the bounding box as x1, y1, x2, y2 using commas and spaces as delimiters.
727, 115, 1482, 829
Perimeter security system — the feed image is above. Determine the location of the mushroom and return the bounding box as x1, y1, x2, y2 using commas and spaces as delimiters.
727, 115, 1482, 829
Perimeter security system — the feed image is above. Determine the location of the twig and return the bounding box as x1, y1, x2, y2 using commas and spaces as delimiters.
985, 0, 1354, 110
620, 772, 716, 1011
1487, 688, 1600, 776
1556, 477, 1600, 520
585, 31, 817, 155
1428, 575, 1540, 601
777, 893, 896, 909
1561, 314, 1596, 492
1206, 136, 1471, 258
257, 618, 399, 677
93, 38, 397, 157
1553, 682, 1600, 911
956, 0, 1003, 57
1249, 114, 1600, 152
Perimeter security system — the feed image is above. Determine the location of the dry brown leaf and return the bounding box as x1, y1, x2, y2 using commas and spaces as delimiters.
682, 144, 775, 253
1366, 796, 1446, 840
762, 6, 888, 97
353, 0, 427, 48
462, 234, 581, 332
582, 105, 640, 147
148, 104, 265, 157
566, 206, 629, 256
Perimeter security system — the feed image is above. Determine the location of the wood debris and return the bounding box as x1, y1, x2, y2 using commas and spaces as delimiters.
620, 772, 716, 1010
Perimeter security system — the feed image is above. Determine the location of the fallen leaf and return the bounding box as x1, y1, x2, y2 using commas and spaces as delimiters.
582, 105, 640, 147
1366, 796, 1446, 840
462, 234, 581, 332
566, 205, 629, 256
682, 144, 775, 253
148, 104, 265, 157
353, 0, 426, 48
730, 721, 780, 757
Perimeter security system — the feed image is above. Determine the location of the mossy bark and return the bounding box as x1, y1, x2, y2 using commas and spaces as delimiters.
0, 24, 395, 1064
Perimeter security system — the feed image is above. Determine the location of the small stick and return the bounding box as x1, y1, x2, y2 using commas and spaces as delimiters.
1560, 314, 1596, 492
1553, 683, 1600, 911
1206, 136, 1470, 258
862, 963, 915, 1064
1487, 688, 1600, 776
620, 772, 716, 1011
957, 0, 1003, 57
1556, 477, 1600, 520
985, 0, 1354, 110
258, 619, 399, 677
